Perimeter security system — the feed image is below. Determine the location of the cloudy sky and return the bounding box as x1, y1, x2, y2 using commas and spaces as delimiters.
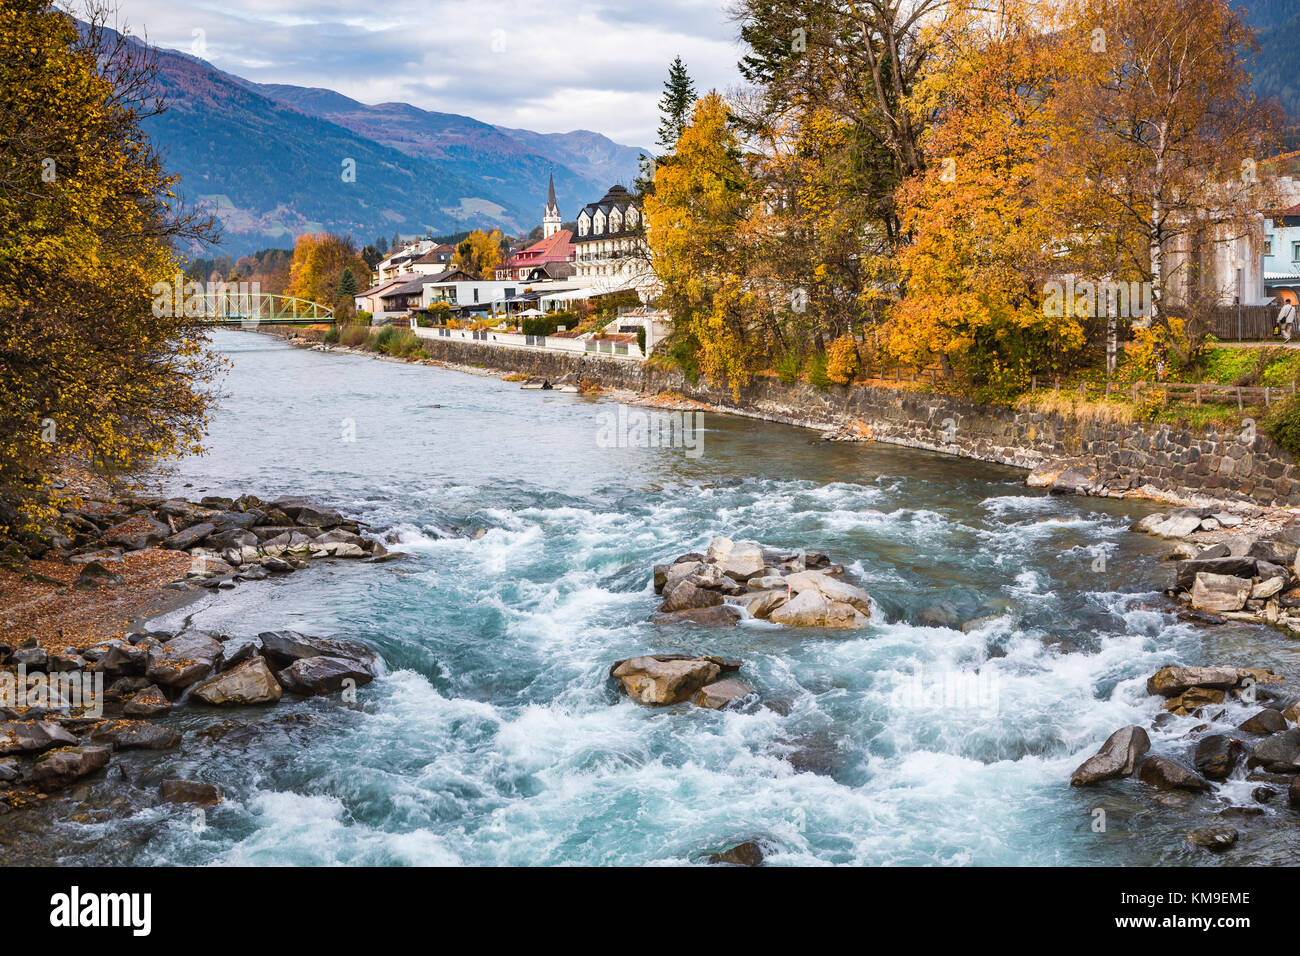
109, 0, 744, 148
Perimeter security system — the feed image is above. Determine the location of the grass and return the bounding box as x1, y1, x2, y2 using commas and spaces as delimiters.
1016, 391, 1136, 425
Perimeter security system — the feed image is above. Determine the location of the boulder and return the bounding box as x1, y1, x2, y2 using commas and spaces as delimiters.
784, 570, 872, 615
29, 746, 111, 791
102, 513, 170, 550
0, 758, 19, 783
747, 574, 786, 591
275, 656, 374, 697
653, 564, 670, 593
162, 522, 215, 551
278, 502, 344, 528
10, 646, 46, 669
706, 841, 764, 866
651, 605, 744, 627
1137, 755, 1212, 792
1146, 665, 1241, 697
1239, 709, 1287, 735
1151, 512, 1204, 538
73, 561, 124, 590
706, 537, 766, 581
659, 580, 725, 613
217, 636, 261, 670
1164, 686, 1225, 715
146, 631, 222, 688
92, 642, 148, 678
1193, 735, 1247, 780
1249, 538, 1298, 566
1186, 827, 1238, 851
611, 656, 721, 705
1246, 728, 1300, 772
122, 685, 172, 718
190, 658, 282, 705
1174, 557, 1258, 592
1070, 725, 1151, 786
662, 560, 703, 593
1290, 776, 1300, 809
731, 589, 789, 619
1253, 576, 1287, 599
159, 779, 222, 806
1190, 573, 1251, 612
768, 589, 866, 628
256, 631, 379, 674
46, 649, 86, 672
693, 678, 755, 710
0, 720, 77, 755
91, 720, 182, 751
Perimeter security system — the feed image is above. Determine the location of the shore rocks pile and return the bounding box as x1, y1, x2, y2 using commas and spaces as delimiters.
1132, 512, 1300, 633
1070, 663, 1300, 850
652, 537, 872, 628
0, 627, 381, 807
16, 492, 399, 592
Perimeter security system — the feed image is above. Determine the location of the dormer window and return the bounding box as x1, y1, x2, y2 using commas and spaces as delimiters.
610, 210, 623, 232
626, 207, 639, 228
594, 212, 606, 234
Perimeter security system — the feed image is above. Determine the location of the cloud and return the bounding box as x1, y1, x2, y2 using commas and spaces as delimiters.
109, 0, 742, 146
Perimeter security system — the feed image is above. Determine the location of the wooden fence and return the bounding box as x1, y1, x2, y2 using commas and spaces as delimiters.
1200, 305, 1282, 341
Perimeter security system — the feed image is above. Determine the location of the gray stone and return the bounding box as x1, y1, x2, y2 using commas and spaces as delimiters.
1070, 725, 1151, 786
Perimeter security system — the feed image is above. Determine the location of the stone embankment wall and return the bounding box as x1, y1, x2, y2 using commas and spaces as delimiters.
264, 328, 1300, 506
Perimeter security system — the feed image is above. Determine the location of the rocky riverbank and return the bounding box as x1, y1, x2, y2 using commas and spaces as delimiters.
0, 486, 407, 815
1066, 508, 1300, 850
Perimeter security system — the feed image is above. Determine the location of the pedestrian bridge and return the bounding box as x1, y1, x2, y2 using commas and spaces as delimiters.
193, 291, 335, 325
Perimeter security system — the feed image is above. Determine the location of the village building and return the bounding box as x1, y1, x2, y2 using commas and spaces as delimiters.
573, 184, 654, 294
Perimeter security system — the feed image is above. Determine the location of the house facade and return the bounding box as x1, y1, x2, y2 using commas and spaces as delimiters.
1262, 205, 1300, 305
573, 185, 653, 293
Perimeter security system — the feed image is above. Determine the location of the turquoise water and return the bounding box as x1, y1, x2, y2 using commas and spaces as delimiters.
16, 331, 1300, 865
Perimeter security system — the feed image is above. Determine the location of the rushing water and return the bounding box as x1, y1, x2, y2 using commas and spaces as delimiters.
12, 330, 1300, 866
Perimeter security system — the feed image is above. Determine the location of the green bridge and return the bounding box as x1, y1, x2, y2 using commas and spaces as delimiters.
194, 291, 335, 325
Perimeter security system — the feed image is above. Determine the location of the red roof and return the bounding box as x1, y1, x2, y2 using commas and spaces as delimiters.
502, 230, 574, 270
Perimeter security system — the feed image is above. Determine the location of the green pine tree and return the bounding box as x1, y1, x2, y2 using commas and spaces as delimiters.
339, 268, 358, 299
656, 56, 697, 152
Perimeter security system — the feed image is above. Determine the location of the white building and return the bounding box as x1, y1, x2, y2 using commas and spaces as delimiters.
573, 185, 655, 296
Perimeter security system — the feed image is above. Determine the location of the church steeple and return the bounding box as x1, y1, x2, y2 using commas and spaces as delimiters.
543, 169, 562, 238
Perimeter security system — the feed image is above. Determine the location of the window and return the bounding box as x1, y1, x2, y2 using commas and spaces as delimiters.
1293, 241, 1300, 262
473, 288, 479, 303
505, 288, 516, 299
1265, 238, 1273, 256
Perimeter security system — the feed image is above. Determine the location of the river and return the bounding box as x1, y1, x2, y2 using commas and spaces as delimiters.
13, 330, 1300, 865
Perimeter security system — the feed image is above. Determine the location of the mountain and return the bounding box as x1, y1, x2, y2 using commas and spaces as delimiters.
493, 126, 648, 191
1238, 0, 1300, 140
248, 84, 637, 228
140, 44, 647, 257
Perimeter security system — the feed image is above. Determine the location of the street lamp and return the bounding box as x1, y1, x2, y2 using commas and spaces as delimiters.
1234, 255, 1244, 340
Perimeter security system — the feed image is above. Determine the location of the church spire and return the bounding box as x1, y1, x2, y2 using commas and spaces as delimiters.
543, 167, 562, 238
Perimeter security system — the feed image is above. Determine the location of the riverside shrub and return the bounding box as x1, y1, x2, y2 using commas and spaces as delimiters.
1266, 394, 1300, 457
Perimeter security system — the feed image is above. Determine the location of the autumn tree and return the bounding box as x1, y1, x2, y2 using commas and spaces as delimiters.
646, 93, 758, 396
1047, 0, 1279, 376
0, 0, 219, 534
287, 233, 370, 310
887, 0, 1087, 396
453, 229, 504, 278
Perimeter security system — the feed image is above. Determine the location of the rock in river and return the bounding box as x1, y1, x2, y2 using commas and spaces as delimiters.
693, 678, 755, 710
190, 658, 282, 706
1070, 725, 1151, 786
1137, 755, 1211, 792
29, 746, 111, 791
275, 656, 374, 697
91, 719, 182, 751
612, 656, 721, 705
